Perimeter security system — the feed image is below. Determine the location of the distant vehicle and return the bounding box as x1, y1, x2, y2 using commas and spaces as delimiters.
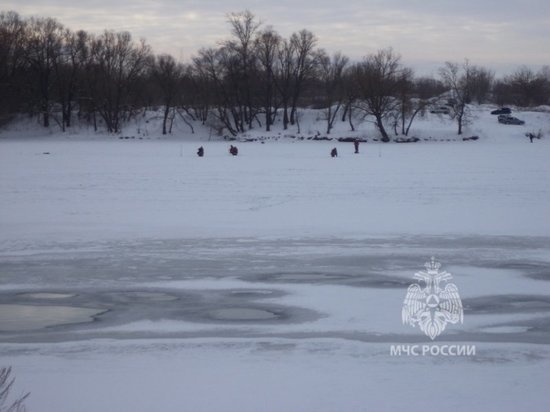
430, 106, 450, 114
491, 107, 511, 115
498, 114, 525, 125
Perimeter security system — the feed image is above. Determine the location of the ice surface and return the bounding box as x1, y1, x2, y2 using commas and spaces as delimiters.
1, 107, 550, 411
1, 136, 550, 243
208, 308, 278, 321
4, 339, 550, 412
18, 292, 75, 299
0, 304, 103, 331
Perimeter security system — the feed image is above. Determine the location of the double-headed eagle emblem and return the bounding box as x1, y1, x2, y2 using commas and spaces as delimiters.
402, 257, 463, 340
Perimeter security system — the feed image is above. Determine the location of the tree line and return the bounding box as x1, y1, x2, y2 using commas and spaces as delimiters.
1, 10, 549, 139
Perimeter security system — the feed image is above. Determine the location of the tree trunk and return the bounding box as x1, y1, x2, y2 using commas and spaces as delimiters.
282, 105, 289, 130
341, 102, 349, 122
326, 106, 332, 134
348, 105, 355, 131
266, 109, 271, 132
289, 86, 301, 125
375, 115, 390, 142
42, 106, 49, 127
162, 104, 170, 135
66, 92, 73, 128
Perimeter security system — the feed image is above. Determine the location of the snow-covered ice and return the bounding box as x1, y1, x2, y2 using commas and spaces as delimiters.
1, 138, 549, 242
1, 107, 550, 411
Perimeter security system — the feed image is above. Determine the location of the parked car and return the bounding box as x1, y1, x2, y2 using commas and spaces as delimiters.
498, 114, 525, 125
430, 106, 450, 114
491, 107, 511, 115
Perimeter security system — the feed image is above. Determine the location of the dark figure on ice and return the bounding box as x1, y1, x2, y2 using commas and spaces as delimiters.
354, 139, 360, 154
229, 145, 239, 156
331, 147, 338, 158
197, 146, 204, 157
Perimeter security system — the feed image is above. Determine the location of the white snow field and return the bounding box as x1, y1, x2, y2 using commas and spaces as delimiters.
1, 107, 550, 411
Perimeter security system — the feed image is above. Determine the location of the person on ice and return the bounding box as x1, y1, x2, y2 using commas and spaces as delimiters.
354, 139, 360, 154
197, 146, 204, 157
331, 147, 338, 157
229, 145, 239, 156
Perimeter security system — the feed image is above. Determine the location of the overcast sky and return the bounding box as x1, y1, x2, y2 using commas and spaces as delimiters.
3, 0, 549, 75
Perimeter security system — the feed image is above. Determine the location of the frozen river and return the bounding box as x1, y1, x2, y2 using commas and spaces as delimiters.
1, 235, 549, 344
1, 139, 549, 410
2, 236, 550, 411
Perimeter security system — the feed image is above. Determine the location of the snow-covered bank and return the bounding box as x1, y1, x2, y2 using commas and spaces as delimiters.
1, 138, 549, 243
2, 105, 549, 143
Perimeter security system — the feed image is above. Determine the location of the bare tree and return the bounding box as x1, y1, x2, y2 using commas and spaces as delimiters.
193, 47, 241, 135
0, 11, 28, 122
25, 17, 64, 127
289, 29, 318, 125
225, 10, 261, 129
507, 66, 548, 106
152, 54, 185, 134
0, 367, 29, 412
90, 31, 152, 133
439, 60, 474, 135
508, 66, 538, 107
317, 51, 349, 134
274, 37, 295, 130
186, 64, 211, 124
537, 65, 550, 105
492, 66, 550, 107
414, 76, 446, 99
14, 8, 550, 140
255, 27, 280, 131
79, 32, 103, 130
52, 29, 89, 130
393, 67, 430, 136
353, 48, 402, 142
468, 65, 494, 104
492, 78, 513, 106
192, 11, 263, 136
339, 69, 360, 131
